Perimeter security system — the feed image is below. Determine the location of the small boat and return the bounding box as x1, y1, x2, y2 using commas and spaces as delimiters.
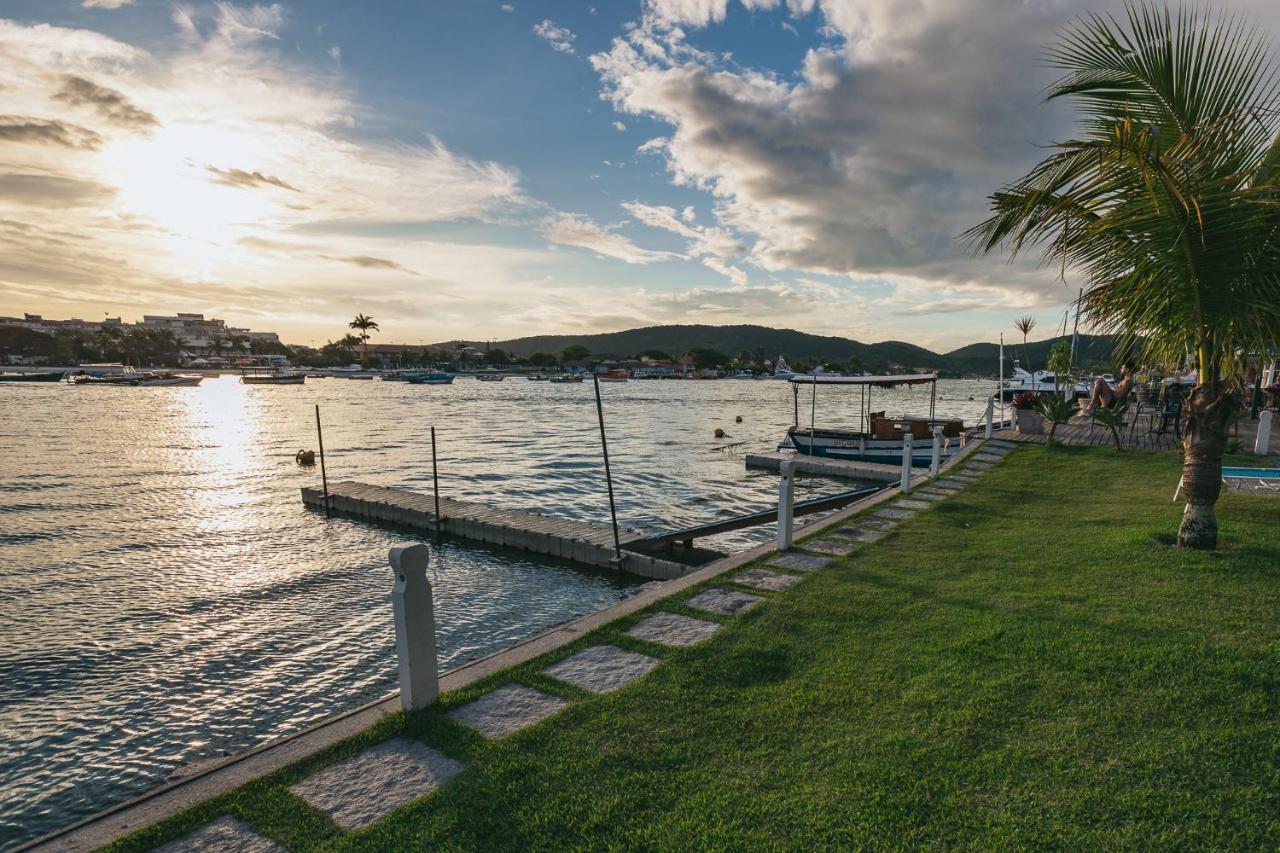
782, 373, 964, 467
476, 373, 505, 382
404, 372, 455, 385
597, 370, 629, 383
526, 374, 548, 381
137, 374, 202, 387
766, 355, 797, 380
346, 374, 375, 380
0, 370, 65, 382
548, 374, 583, 383
728, 371, 756, 380
241, 372, 305, 385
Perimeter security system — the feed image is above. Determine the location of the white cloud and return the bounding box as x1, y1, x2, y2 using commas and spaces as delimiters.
82, 0, 135, 8
327, 44, 340, 62
532, 19, 575, 54
612, 120, 626, 131
622, 199, 746, 284
544, 213, 674, 264
501, 4, 515, 11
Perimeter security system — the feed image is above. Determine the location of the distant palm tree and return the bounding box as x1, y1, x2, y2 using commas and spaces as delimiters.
340, 334, 363, 361
207, 335, 228, 358
348, 314, 380, 360
966, 2, 1280, 548
1014, 315, 1037, 374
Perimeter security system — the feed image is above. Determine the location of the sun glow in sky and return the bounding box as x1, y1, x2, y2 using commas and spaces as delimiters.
3, 0, 1280, 349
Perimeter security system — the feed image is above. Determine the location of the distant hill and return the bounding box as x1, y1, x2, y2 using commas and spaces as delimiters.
441, 324, 1123, 376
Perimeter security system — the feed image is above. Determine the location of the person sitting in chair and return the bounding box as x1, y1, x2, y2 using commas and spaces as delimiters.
1081, 362, 1135, 415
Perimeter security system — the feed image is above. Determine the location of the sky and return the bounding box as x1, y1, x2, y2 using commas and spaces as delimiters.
2, 0, 1279, 350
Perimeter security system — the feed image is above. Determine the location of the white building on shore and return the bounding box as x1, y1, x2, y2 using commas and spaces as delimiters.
0, 311, 281, 359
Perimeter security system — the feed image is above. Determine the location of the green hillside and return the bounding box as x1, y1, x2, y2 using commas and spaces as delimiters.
446, 324, 1123, 377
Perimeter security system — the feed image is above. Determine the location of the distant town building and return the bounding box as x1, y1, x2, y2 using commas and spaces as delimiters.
0, 313, 125, 335
0, 310, 282, 362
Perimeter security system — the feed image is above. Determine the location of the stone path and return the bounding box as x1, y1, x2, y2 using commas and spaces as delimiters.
290, 739, 465, 830
449, 684, 568, 738
543, 645, 661, 694
199, 441, 1016, 848
794, 440, 1013, 559
626, 612, 722, 646
157, 816, 282, 852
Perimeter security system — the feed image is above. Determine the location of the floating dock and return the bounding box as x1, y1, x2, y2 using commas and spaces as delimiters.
745, 451, 911, 482
301, 481, 693, 581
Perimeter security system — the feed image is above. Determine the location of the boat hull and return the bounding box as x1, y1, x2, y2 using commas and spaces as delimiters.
241, 375, 305, 385
0, 371, 65, 382
405, 373, 454, 385
785, 428, 962, 466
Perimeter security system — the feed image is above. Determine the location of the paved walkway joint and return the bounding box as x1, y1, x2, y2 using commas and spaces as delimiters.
290, 739, 464, 831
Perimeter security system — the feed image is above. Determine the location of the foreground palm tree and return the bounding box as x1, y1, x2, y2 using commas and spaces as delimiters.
966, 2, 1280, 549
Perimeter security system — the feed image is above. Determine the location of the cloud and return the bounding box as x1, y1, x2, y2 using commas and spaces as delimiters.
0, 116, 103, 150
622, 199, 746, 284
206, 165, 300, 192
612, 120, 626, 132
323, 254, 416, 274
532, 19, 575, 54
544, 213, 674, 264
501, 4, 515, 11
0, 173, 117, 207
328, 44, 340, 62
82, 0, 135, 8
53, 75, 160, 130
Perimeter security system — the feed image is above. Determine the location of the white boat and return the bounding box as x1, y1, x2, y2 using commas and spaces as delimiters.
137, 374, 202, 387
728, 371, 756, 380
782, 373, 964, 467
767, 355, 797, 379
476, 373, 505, 382
549, 374, 583, 383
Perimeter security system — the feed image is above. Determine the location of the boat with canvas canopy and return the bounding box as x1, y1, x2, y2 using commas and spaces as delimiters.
781, 373, 965, 466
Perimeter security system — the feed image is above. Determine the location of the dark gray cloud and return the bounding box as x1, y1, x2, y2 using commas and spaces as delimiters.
206, 166, 300, 192
53, 75, 159, 130
0, 116, 103, 150
0, 173, 116, 207
323, 254, 416, 273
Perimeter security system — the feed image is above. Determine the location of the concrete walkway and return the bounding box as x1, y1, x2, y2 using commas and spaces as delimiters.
108, 442, 1020, 851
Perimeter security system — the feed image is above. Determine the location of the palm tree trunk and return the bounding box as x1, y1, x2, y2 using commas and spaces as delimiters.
1177, 381, 1235, 549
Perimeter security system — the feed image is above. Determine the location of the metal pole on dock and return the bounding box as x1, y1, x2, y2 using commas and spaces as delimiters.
315, 404, 330, 518
430, 426, 442, 531
777, 459, 796, 551
929, 426, 942, 478
592, 374, 623, 560
900, 428, 913, 494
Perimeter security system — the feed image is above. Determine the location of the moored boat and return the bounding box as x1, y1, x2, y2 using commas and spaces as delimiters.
597, 369, 629, 382
404, 371, 455, 385
548, 374, 583, 383
781, 373, 964, 467
0, 371, 65, 382
476, 373, 505, 381
241, 372, 305, 385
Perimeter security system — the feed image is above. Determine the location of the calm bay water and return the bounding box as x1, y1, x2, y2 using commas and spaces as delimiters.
0, 375, 989, 847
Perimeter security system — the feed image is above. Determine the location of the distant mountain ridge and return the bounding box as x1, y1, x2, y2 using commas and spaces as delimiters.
441, 324, 1120, 376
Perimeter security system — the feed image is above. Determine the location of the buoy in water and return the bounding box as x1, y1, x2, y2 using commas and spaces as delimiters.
714, 428, 727, 438
296, 449, 316, 466
735, 415, 743, 423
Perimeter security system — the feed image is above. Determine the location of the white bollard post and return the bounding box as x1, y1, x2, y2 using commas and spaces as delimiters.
900, 429, 913, 494
389, 544, 439, 712
1255, 410, 1273, 455
984, 395, 995, 439
777, 459, 796, 551
929, 426, 942, 478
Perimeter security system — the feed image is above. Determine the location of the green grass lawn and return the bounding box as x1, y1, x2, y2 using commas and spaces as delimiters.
112, 445, 1280, 850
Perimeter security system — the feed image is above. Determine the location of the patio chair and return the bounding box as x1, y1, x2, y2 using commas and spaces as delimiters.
1131, 384, 1185, 441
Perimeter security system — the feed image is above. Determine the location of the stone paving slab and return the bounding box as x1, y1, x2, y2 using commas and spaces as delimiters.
830, 526, 887, 543
543, 645, 661, 694
873, 507, 916, 520
966, 462, 994, 471
686, 587, 766, 615
907, 491, 947, 501
448, 683, 568, 739
290, 739, 464, 831
972, 454, 1005, 464
733, 567, 804, 591
626, 611, 722, 646
927, 480, 965, 491
950, 473, 980, 482
768, 552, 831, 572
803, 538, 857, 556
157, 816, 282, 853
856, 516, 899, 530
895, 499, 931, 510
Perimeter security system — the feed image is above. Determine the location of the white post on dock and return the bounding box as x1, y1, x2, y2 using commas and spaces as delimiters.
1255, 410, 1273, 455
777, 459, 796, 551
389, 544, 439, 711
900, 429, 913, 494
929, 426, 942, 478
984, 395, 994, 439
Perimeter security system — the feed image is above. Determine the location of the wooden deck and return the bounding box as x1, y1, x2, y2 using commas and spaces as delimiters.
301, 481, 693, 580
991, 417, 1181, 451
